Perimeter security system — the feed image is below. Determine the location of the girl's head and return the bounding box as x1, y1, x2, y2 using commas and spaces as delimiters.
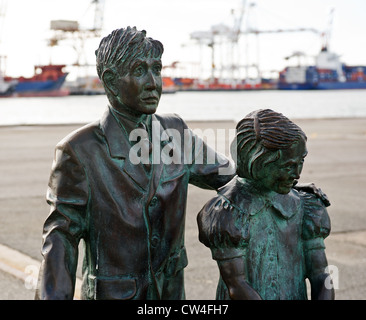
231, 109, 308, 194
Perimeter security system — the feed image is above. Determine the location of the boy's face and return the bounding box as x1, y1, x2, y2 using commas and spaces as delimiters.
257, 137, 307, 194
115, 56, 163, 115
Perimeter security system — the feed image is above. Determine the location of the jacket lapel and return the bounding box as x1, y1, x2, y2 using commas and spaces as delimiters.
150, 114, 164, 193
100, 107, 150, 191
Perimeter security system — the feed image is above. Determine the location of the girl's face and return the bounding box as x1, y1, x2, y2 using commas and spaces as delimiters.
256, 137, 308, 194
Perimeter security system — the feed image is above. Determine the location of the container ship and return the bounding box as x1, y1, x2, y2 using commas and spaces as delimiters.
1, 64, 69, 97
161, 76, 276, 92
278, 48, 366, 90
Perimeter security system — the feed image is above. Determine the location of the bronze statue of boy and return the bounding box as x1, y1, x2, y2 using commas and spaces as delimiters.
198, 109, 334, 300
35, 27, 234, 300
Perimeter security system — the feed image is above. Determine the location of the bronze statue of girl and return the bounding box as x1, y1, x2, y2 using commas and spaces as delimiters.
197, 109, 335, 300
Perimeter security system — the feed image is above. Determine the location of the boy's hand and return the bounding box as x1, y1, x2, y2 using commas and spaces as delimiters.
293, 181, 331, 207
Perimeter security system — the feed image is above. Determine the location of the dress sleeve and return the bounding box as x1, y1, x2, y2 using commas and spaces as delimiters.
302, 192, 331, 252
197, 195, 249, 261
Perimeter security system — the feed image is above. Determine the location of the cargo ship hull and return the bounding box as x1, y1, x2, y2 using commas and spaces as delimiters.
278, 49, 366, 90
3, 65, 69, 97
279, 81, 366, 90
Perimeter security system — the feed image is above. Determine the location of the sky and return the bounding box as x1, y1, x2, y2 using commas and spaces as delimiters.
0, 0, 365, 80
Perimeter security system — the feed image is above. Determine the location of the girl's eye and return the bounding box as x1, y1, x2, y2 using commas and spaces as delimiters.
281, 158, 304, 169
281, 165, 292, 171
280, 163, 292, 169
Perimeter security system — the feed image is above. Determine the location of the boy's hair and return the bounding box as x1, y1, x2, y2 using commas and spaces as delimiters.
231, 109, 307, 180
95, 26, 164, 80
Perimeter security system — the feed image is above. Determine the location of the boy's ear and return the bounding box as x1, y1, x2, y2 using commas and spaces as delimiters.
102, 69, 118, 96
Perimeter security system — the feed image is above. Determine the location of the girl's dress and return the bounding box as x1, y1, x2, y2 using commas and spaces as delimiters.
197, 176, 331, 300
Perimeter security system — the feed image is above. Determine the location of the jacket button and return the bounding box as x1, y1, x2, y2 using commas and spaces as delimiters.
151, 235, 160, 247
149, 196, 158, 207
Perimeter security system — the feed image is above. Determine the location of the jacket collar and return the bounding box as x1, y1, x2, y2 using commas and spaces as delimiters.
99, 106, 164, 191
100, 106, 156, 159
100, 106, 131, 159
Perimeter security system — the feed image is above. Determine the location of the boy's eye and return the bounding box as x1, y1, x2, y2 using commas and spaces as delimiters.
133, 66, 145, 76
153, 65, 162, 75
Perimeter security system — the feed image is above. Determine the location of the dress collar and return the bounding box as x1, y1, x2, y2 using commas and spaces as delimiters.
235, 177, 302, 220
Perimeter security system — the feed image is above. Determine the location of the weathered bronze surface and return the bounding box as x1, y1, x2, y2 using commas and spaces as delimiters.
35, 27, 235, 300
198, 109, 335, 300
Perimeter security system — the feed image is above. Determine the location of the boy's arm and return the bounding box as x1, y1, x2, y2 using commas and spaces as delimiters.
36, 141, 88, 300
293, 182, 330, 207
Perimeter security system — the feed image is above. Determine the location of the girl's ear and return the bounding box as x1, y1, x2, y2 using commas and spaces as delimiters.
102, 69, 118, 96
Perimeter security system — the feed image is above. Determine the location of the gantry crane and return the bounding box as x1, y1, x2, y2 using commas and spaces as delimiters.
48, 0, 105, 66
0, 0, 7, 76
190, 0, 322, 82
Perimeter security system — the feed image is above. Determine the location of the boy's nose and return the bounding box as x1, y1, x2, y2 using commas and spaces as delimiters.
145, 71, 157, 90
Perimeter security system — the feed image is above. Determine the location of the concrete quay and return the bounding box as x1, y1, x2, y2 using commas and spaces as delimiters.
0, 117, 365, 300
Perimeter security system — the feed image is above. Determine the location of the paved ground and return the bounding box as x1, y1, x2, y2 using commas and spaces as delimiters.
0, 117, 365, 300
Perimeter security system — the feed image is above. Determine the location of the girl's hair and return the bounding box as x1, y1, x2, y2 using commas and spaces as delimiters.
95, 26, 164, 79
231, 109, 307, 180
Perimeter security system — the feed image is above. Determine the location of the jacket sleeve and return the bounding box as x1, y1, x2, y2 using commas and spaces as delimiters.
179, 117, 235, 190
36, 140, 89, 300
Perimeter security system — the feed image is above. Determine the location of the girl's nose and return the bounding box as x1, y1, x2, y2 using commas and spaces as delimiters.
291, 165, 301, 179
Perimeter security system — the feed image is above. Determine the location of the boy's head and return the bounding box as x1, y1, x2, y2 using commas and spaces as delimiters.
231, 109, 308, 194
95, 27, 164, 115
95, 26, 163, 80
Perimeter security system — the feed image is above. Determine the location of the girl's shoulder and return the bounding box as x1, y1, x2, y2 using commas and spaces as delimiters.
197, 177, 251, 252
300, 191, 331, 240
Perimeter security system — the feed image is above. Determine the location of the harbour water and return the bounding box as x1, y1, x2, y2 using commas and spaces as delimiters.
0, 89, 366, 126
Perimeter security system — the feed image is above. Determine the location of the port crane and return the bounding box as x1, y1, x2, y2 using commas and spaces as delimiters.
190, 0, 322, 82
0, 0, 17, 95
0, 0, 8, 75
48, 0, 105, 67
